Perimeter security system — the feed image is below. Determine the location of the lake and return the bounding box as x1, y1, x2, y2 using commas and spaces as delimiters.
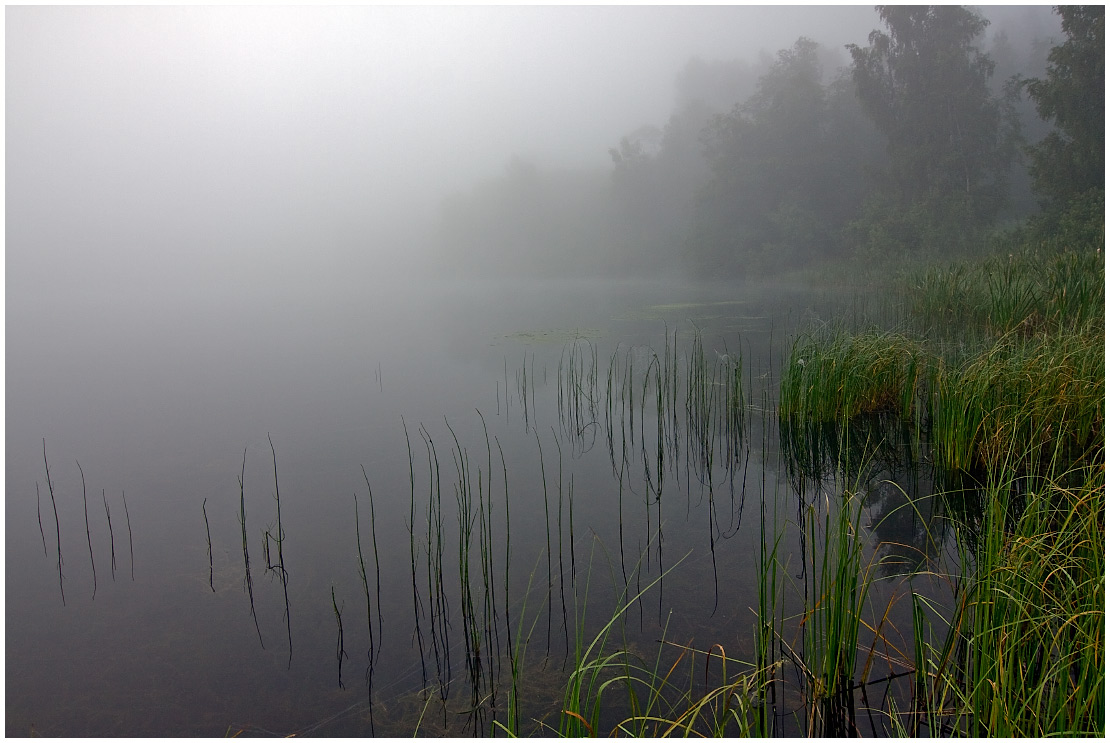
6, 275, 950, 736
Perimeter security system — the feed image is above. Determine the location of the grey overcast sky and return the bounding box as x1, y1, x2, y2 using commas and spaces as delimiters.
6, 5, 883, 296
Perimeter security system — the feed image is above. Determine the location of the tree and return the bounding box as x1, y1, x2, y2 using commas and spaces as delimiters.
690, 38, 881, 274
1024, 6, 1104, 223
848, 6, 1019, 253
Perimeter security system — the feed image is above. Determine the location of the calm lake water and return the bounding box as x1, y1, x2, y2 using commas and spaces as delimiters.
6, 275, 948, 736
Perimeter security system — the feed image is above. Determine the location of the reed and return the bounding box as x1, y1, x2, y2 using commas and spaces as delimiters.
36, 482, 48, 558
359, 466, 384, 662
775, 246, 1103, 736
917, 454, 1104, 736
121, 490, 134, 581
902, 247, 1103, 339
535, 429, 554, 661
237, 448, 264, 649
203, 497, 213, 592
930, 326, 1103, 476
266, 434, 292, 669
779, 328, 927, 425
42, 440, 64, 605
331, 586, 348, 689
401, 418, 428, 692
353, 491, 375, 683
559, 542, 689, 737
102, 490, 116, 581
77, 460, 96, 599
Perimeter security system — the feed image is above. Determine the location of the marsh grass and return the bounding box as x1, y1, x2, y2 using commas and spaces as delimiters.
931, 326, 1103, 475
776, 246, 1103, 736
780, 328, 927, 425
903, 248, 1103, 339
913, 455, 1104, 736
782, 248, 1103, 483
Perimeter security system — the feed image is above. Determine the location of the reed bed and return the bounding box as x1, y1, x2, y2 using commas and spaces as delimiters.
774, 245, 1103, 736
914, 456, 1104, 736
931, 326, 1103, 475
782, 248, 1103, 483
902, 247, 1103, 339
780, 328, 927, 424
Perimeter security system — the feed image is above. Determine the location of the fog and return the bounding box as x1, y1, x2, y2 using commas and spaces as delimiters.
5, 6, 1080, 735
7, 5, 892, 302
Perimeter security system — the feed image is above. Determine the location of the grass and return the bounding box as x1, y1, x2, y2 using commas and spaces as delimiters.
913, 455, 1104, 736
775, 243, 1103, 736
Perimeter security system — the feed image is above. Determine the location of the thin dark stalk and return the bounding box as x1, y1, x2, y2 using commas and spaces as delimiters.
354, 491, 374, 673
552, 427, 569, 666
121, 490, 134, 581
268, 434, 292, 670
401, 418, 428, 692
477, 410, 502, 696
43, 440, 64, 605
203, 497, 214, 591
568, 473, 577, 593
331, 586, 348, 689
421, 424, 451, 703
238, 448, 264, 649
77, 460, 96, 599
36, 482, 48, 558
708, 485, 719, 617
535, 429, 553, 661
360, 466, 385, 662
103, 490, 116, 581
496, 436, 513, 665
618, 457, 628, 595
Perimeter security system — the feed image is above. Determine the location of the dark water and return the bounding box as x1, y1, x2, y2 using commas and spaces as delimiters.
6, 276, 948, 736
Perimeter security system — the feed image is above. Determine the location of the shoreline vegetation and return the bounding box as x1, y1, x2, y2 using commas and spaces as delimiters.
328, 228, 1102, 738
529, 242, 1103, 738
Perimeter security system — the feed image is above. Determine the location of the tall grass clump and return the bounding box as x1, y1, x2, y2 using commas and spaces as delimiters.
780, 328, 927, 425
778, 244, 1103, 736
930, 326, 1104, 476
901, 247, 1104, 339
915, 455, 1104, 736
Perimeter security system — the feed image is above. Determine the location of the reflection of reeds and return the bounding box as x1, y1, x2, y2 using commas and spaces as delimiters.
203, 497, 213, 592
122, 490, 134, 581
103, 490, 117, 581
237, 448, 264, 648
36, 482, 48, 558
43, 440, 64, 605
77, 460, 96, 599
535, 429, 553, 661
331, 586, 348, 689
266, 434, 292, 669
401, 418, 428, 691
350, 492, 377, 733
359, 466, 384, 661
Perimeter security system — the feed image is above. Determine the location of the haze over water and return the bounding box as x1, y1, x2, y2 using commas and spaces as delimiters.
7, 5, 1061, 736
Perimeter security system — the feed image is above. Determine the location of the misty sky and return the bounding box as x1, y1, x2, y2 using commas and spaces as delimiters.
7, 5, 886, 298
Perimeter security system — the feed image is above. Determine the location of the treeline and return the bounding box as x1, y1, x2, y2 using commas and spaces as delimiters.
436, 6, 1103, 278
